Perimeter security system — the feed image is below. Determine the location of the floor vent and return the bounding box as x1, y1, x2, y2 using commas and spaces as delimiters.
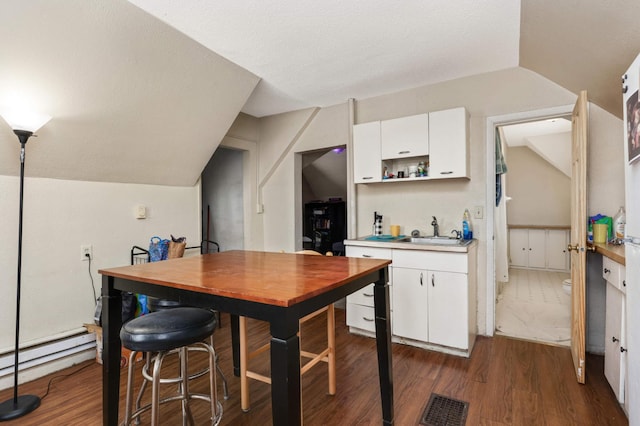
419, 393, 469, 426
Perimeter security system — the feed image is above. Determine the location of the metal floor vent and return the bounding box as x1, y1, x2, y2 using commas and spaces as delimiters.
419, 393, 469, 426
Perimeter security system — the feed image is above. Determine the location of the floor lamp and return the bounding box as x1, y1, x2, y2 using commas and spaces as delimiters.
0, 110, 51, 421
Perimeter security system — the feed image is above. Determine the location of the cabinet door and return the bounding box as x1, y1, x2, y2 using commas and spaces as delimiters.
509, 229, 528, 267
527, 229, 546, 268
428, 271, 468, 349
392, 267, 428, 341
353, 121, 382, 183
380, 113, 428, 159
428, 107, 469, 179
604, 282, 624, 402
546, 229, 569, 271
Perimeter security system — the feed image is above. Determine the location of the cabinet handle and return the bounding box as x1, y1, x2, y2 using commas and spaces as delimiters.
363, 293, 374, 297
604, 268, 610, 274
362, 254, 372, 258
420, 272, 423, 286
612, 336, 619, 343
621, 346, 627, 353
623, 280, 626, 287
432, 274, 435, 287
398, 150, 410, 155
363, 317, 374, 322
362, 176, 373, 180
440, 171, 453, 175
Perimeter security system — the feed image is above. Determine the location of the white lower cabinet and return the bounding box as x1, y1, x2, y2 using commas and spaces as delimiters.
392, 267, 428, 341
345, 246, 392, 334
428, 271, 468, 349
603, 256, 627, 407
509, 228, 570, 271
347, 242, 477, 357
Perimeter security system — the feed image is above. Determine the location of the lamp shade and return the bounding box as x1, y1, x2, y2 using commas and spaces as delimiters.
0, 110, 51, 133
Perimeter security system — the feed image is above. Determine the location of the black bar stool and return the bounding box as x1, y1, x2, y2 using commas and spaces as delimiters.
120, 307, 223, 425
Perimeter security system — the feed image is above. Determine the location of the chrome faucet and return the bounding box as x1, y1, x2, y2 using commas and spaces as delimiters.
431, 216, 439, 237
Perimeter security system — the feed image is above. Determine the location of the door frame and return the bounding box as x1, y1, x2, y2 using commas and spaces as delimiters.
485, 104, 575, 335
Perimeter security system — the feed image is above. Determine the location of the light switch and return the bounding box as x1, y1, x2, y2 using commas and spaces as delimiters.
473, 205, 483, 219
135, 204, 147, 219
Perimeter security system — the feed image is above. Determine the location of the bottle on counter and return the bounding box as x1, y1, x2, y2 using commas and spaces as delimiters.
462, 209, 473, 240
614, 206, 626, 242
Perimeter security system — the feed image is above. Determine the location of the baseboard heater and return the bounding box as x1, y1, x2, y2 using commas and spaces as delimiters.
0, 331, 96, 378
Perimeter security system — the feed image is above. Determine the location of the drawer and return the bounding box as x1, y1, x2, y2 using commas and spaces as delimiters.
346, 246, 392, 260
392, 249, 468, 273
346, 282, 393, 308
346, 303, 376, 333
603, 257, 625, 292
347, 283, 375, 306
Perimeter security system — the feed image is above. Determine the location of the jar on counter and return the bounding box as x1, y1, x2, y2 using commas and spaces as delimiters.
417, 161, 426, 177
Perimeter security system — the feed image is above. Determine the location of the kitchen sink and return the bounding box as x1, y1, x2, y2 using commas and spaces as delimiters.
407, 236, 472, 246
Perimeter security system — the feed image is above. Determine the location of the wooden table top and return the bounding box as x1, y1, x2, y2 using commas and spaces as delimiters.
99, 250, 391, 307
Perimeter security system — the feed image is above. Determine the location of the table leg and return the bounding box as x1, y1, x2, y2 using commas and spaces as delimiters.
230, 314, 240, 377
374, 267, 394, 425
102, 276, 122, 426
270, 320, 301, 425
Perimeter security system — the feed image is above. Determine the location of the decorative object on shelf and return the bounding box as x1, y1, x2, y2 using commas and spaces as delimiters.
0, 108, 51, 421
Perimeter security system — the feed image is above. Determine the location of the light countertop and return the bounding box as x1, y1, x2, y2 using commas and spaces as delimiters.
344, 236, 478, 253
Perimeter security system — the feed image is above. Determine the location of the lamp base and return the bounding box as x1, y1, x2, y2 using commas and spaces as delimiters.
0, 394, 41, 421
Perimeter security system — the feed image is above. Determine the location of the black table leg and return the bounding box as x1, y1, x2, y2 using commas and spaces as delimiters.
101, 276, 122, 426
270, 318, 301, 425
374, 267, 394, 425
230, 314, 240, 376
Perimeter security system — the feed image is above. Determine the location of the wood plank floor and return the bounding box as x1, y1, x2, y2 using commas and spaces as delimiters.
0, 309, 628, 425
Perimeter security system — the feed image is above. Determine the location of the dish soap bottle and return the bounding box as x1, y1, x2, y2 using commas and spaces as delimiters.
462, 209, 473, 240
613, 206, 626, 242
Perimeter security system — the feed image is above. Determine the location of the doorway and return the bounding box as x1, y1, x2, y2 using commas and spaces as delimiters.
201, 147, 245, 251
486, 105, 575, 341
300, 146, 347, 254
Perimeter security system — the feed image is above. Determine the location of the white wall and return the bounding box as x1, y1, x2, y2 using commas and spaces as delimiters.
0, 176, 200, 351
506, 146, 571, 226
254, 67, 624, 336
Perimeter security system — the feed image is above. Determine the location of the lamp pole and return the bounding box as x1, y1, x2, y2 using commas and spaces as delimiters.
0, 119, 49, 421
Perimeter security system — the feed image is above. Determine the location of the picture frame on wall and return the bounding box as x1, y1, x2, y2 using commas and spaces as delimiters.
627, 89, 640, 164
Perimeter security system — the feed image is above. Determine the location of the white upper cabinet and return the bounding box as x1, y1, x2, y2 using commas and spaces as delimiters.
428, 107, 469, 179
380, 113, 429, 160
353, 121, 382, 183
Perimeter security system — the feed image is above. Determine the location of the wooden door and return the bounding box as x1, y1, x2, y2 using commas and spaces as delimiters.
569, 90, 588, 384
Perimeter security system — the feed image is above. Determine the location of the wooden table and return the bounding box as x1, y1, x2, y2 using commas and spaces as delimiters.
99, 250, 394, 425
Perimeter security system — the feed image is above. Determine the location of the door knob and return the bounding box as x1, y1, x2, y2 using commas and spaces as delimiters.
567, 244, 579, 252
586, 245, 596, 252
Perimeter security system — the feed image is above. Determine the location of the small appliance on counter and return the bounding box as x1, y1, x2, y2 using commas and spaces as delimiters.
373, 212, 383, 236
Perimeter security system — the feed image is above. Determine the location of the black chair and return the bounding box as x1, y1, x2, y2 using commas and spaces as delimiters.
120, 307, 223, 425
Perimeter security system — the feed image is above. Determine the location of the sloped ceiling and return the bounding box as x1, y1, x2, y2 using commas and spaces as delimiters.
520, 0, 640, 120
127, 0, 521, 118
0, 0, 259, 186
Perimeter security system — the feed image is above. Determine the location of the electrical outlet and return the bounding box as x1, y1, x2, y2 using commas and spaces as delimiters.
81, 245, 93, 261
473, 206, 483, 219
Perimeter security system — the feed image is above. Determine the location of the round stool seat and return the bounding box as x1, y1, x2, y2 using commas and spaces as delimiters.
120, 307, 216, 352
147, 296, 184, 312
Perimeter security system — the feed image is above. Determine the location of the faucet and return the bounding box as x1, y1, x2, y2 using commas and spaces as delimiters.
431, 216, 439, 237
451, 229, 462, 239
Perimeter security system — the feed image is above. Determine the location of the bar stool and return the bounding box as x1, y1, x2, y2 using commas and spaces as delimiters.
120, 307, 223, 426
239, 250, 336, 412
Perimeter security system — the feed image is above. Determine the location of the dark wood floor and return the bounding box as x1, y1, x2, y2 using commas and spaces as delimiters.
0, 309, 628, 425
